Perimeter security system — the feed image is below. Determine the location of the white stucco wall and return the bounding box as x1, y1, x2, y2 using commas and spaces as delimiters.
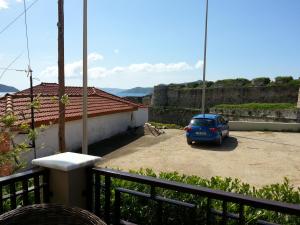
132, 108, 148, 127
229, 121, 300, 131
17, 108, 148, 164
65, 112, 133, 151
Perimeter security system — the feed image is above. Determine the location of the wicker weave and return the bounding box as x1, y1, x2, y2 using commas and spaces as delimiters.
0, 204, 106, 225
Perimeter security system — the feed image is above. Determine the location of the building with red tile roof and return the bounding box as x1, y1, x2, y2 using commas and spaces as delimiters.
0, 83, 148, 158
0, 82, 145, 127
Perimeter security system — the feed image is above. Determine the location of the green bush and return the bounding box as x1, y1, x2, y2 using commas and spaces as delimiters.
251, 77, 271, 86
166, 77, 299, 90
288, 79, 300, 87
169, 83, 185, 89
170, 81, 215, 89
275, 76, 294, 84
212, 78, 251, 88
206, 81, 215, 88
186, 82, 199, 88
103, 169, 300, 225
214, 103, 296, 110
1, 178, 36, 213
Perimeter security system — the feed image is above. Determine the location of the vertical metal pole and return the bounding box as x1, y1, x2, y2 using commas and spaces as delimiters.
201, 0, 209, 115
82, 0, 88, 154
29, 68, 36, 159
104, 176, 111, 224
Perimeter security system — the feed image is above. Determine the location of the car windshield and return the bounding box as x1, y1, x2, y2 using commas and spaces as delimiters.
190, 118, 215, 127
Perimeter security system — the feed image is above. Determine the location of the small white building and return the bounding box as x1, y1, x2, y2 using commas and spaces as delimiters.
0, 83, 148, 160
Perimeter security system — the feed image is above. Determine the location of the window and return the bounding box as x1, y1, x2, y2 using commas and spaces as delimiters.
190, 118, 215, 127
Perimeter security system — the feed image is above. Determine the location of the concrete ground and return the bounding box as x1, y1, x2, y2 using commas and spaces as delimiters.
95, 130, 300, 187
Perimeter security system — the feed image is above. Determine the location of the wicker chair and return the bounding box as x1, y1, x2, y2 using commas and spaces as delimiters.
0, 204, 107, 225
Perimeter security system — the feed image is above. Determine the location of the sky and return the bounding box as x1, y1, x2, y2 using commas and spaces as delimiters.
0, 0, 299, 90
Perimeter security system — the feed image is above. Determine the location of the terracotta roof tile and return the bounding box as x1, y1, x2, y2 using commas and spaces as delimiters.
0, 83, 141, 126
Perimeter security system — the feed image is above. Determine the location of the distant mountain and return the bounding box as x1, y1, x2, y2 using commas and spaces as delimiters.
100, 87, 153, 97
119, 87, 153, 96
101, 88, 126, 96
0, 84, 19, 93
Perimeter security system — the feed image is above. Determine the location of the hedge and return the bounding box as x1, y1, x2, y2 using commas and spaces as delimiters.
214, 103, 296, 110
98, 168, 300, 225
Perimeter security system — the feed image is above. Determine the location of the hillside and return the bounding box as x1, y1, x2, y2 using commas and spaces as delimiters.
101, 88, 125, 96
101, 87, 153, 97
119, 87, 153, 95
0, 84, 19, 92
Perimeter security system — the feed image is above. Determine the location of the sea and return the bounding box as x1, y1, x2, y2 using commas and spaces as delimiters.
117, 92, 149, 97
0, 92, 15, 97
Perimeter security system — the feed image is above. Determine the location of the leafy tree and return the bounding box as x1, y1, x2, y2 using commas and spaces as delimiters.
212, 78, 251, 88
275, 76, 293, 84
0, 94, 69, 177
251, 77, 271, 86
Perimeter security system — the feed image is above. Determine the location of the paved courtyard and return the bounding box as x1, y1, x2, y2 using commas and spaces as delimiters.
95, 129, 300, 187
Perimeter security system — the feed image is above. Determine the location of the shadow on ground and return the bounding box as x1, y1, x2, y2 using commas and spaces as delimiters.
191, 136, 238, 151
232, 135, 300, 148
88, 131, 143, 157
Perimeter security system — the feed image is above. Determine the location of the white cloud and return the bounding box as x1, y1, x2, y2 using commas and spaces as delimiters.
111, 66, 125, 73
89, 67, 108, 79
40, 55, 201, 80
88, 52, 104, 61
41, 52, 104, 78
128, 62, 192, 73
41, 61, 193, 79
195, 60, 204, 69
0, 0, 33, 10
65, 60, 82, 78
87, 62, 193, 79
0, 0, 9, 9
16, 0, 31, 3
40, 65, 57, 78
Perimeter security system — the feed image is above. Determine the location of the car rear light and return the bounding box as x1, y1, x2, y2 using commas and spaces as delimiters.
209, 127, 218, 133
184, 126, 192, 132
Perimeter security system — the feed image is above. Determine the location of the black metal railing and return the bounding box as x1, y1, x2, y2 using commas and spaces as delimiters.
89, 168, 300, 225
0, 167, 49, 214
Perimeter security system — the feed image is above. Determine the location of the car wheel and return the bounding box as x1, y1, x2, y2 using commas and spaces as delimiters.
187, 138, 193, 145
225, 130, 229, 138
216, 135, 222, 146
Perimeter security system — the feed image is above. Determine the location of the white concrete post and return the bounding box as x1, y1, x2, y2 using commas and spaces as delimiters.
32, 152, 101, 208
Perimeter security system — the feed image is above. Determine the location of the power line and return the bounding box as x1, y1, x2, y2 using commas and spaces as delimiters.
0, 67, 26, 72
0, 53, 24, 80
22, 0, 36, 159
0, 0, 40, 36
0, 67, 40, 82
23, 0, 31, 67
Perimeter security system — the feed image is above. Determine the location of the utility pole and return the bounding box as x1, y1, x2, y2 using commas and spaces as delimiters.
82, 0, 88, 154
28, 67, 36, 159
58, 0, 66, 152
201, 0, 209, 115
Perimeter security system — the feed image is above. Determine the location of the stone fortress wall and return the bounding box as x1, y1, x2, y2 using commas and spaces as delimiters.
150, 85, 300, 125
298, 88, 300, 108
152, 85, 299, 109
